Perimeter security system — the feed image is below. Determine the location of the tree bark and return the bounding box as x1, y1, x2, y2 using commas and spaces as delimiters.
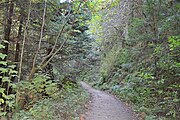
14, 8, 24, 62
3, 0, 14, 58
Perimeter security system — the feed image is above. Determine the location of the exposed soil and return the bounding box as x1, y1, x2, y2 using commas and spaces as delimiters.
80, 81, 135, 120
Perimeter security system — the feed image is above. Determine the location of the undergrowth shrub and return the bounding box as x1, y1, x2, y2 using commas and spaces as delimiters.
89, 35, 180, 119
16, 74, 58, 110
0, 42, 17, 117
13, 81, 89, 120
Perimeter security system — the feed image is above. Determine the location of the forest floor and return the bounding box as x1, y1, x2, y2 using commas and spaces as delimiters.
80, 81, 135, 120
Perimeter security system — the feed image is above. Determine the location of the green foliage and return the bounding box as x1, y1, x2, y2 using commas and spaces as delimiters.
17, 74, 58, 104
0, 53, 7, 60
32, 75, 58, 96
168, 35, 180, 50
87, 0, 180, 119
1, 0, 92, 119
13, 98, 60, 120
100, 47, 119, 77
0, 44, 5, 49
0, 43, 17, 117
12, 82, 89, 120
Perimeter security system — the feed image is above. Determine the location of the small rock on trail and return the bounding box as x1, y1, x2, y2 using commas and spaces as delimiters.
81, 81, 134, 120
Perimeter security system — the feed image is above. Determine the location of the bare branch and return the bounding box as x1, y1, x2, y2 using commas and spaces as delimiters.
28, 1, 83, 79
31, 0, 47, 70
40, 14, 71, 65
40, 1, 83, 68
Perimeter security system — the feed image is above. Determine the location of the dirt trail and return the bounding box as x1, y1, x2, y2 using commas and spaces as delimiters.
80, 81, 134, 120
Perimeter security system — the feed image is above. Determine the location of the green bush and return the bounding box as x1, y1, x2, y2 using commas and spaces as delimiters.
12, 82, 89, 120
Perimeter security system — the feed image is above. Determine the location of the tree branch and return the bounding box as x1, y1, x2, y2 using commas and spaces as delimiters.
40, 1, 83, 69
28, 1, 83, 80
31, 0, 47, 71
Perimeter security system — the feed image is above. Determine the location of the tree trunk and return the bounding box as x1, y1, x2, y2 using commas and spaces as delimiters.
3, 0, 14, 58
28, 67, 38, 81
14, 10, 24, 62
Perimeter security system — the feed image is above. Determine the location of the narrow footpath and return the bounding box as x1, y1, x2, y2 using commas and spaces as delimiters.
80, 81, 135, 120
